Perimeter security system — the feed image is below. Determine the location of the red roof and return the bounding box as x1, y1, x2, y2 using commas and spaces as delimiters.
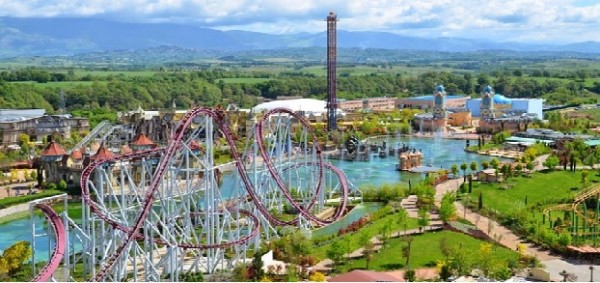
93, 144, 115, 161
328, 270, 403, 282
190, 140, 204, 151
131, 133, 155, 146
41, 141, 67, 156
120, 144, 133, 155
70, 148, 83, 160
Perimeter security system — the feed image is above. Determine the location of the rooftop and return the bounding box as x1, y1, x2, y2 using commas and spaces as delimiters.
41, 141, 67, 156
131, 133, 155, 146
92, 144, 115, 161
515, 128, 595, 141
404, 95, 467, 101
328, 270, 402, 282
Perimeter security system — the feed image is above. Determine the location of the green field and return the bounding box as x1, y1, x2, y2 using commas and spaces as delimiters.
311, 212, 419, 261
73, 70, 156, 77
467, 170, 599, 216
342, 230, 518, 271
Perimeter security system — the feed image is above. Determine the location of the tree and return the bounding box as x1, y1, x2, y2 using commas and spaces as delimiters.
439, 193, 457, 223
526, 162, 535, 173
0, 241, 32, 279
402, 236, 414, 267
57, 179, 67, 191
326, 241, 346, 271
581, 170, 589, 188
460, 163, 468, 182
478, 192, 483, 210
417, 208, 429, 232
403, 268, 416, 282
396, 208, 409, 235
470, 161, 478, 174
515, 163, 523, 177
478, 243, 494, 277
490, 158, 500, 171
308, 272, 326, 282
451, 164, 459, 178
481, 160, 489, 170
249, 251, 264, 281
543, 154, 560, 171
439, 262, 453, 281
378, 219, 393, 246
363, 240, 375, 270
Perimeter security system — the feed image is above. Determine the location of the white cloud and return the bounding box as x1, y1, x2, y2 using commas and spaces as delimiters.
0, 0, 598, 43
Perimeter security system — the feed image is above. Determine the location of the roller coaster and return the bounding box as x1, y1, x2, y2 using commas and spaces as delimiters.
26, 107, 354, 281
543, 184, 600, 244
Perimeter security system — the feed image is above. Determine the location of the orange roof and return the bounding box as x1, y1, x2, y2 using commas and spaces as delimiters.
70, 148, 83, 160
120, 144, 133, 155
131, 133, 155, 146
93, 144, 115, 161
41, 141, 67, 156
190, 140, 204, 151
328, 270, 403, 282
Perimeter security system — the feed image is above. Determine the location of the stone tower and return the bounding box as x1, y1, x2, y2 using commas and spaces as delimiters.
481, 85, 495, 119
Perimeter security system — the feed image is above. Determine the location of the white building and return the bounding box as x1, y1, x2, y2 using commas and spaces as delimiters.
466, 95, 543, 119
251, 98, 343, 117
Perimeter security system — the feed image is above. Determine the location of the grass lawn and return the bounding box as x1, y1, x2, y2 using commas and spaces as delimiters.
0, 189, 64, 210
466, 170, 599, 216
341, 230, 518, 271
311, 212, 419, 261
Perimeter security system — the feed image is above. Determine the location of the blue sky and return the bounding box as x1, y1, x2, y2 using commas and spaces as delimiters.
0, 0, 599, 43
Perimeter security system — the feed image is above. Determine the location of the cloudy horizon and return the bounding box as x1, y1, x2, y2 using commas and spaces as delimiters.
0, 0, 599, 44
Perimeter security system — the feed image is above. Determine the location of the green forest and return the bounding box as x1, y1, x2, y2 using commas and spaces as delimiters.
2, 66, 600, 114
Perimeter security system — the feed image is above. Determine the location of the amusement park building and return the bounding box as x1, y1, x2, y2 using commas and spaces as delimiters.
0, 109, 89, 145
338, 97, 398, 112
398, 95, 469, 109
466, 96, 544, 119
251, 98, 329, 116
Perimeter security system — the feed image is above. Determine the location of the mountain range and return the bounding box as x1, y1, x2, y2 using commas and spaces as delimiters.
0, 17, 599, 57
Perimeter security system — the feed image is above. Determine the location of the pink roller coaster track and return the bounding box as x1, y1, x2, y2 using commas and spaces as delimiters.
32, 203, 66, 282
31, 107, 349, 281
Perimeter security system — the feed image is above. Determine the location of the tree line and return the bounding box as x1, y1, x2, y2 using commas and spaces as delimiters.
1, 68, 599, 114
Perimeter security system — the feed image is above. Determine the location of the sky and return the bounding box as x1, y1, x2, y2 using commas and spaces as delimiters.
1, 0, 600, 44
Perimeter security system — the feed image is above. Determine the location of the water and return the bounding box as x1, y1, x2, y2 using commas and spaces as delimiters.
328, 136, 506, 188
0, 136, 506, 259
0, 215, 56, 262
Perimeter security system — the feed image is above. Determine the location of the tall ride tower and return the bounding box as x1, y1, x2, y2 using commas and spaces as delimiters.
326, 11, 338, 131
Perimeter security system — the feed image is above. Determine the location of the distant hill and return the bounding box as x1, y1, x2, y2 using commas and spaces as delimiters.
0, 17, 599, 57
